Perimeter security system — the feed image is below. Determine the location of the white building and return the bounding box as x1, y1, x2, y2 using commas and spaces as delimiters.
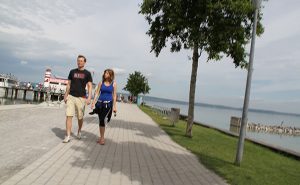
43, 69, 68, 93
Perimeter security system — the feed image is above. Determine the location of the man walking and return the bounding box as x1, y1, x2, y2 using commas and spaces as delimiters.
63, 55, 93, 143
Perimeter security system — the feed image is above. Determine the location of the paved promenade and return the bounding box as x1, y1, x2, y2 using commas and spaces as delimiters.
1, 103, 227, 185
0, 103, 72, 184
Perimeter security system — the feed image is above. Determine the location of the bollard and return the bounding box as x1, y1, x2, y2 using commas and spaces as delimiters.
230, 117, 242, 133
230, 117, 241, 127
170, 108, 180, 126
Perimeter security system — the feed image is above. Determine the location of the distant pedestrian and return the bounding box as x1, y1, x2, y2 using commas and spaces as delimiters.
63, 55, 93, 143
128, 95, 131, 103
27, 82, 31, 89
91, 69, 117, 145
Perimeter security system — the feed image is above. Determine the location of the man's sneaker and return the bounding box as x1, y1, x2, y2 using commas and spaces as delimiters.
77, 132, 82, 140
63, 136, 70, 143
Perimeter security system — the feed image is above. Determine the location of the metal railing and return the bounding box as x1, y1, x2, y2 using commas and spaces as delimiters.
150, 105, 171, 117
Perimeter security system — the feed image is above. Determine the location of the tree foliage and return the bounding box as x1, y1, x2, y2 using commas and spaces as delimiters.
123, 71, 151, 97
140, 0, 264, 67
140, 0, 264, 137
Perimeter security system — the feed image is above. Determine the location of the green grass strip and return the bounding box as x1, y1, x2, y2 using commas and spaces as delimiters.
140, 105, 300, 185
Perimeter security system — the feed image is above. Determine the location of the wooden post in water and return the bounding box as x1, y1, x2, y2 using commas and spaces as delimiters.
14, 89, 18, 99
38, 91, 41, 101
33, 91, 37, 101
23, 90, 26, 100
5, 88, 8, 98
41, 92, 45, 101
10, 88, 14, 99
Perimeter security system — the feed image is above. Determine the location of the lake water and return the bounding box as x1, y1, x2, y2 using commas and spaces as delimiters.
0, 98, 39, 106
144, 96, 300, 154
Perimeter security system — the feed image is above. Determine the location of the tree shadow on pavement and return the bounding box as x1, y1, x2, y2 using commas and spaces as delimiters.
51, 127, 98, 140
51, 116, 97, 140
66, 119, 227, 185
84, 116, 97, 124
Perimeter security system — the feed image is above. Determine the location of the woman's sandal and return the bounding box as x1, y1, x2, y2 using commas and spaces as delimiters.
100, 138, 105, 145
97, 138, 105, 145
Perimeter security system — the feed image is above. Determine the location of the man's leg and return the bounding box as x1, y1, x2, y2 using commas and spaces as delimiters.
78, 119, 83, 134
76, 97, 85, 138
64, 95, 75, 143
63, 116, 73, 143
66, 116, 73, 137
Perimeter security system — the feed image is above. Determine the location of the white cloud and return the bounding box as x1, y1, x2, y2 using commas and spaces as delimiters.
113, 68, 126, 76
20, 60, 28, 65
0, 0, 300, 114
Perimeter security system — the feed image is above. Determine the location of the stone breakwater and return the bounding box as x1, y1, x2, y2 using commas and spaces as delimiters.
246, 122, 300, 136
230, 117, 300, 136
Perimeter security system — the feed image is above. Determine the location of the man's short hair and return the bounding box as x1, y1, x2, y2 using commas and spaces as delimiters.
77, 55, 86, 62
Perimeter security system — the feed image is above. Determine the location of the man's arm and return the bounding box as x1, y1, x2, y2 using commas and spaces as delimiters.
86, 81, 92, 105
64, 80, 71, 103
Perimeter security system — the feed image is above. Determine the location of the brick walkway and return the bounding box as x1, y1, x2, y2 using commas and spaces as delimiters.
1, 103, 227, 185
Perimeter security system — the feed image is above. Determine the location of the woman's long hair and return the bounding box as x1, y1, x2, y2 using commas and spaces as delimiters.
102, 69, 115, 83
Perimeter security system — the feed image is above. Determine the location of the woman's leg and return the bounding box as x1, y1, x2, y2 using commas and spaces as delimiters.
100, 126, 105, 139
98, 111, 106, 144
97, 103, 111, 144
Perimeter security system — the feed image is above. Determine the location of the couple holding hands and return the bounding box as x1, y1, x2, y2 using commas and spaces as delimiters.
63, 55, 117, 145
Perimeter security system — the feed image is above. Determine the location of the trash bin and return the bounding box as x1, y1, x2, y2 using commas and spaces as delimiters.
170, 108, 180, 126
137, 95, 143, 106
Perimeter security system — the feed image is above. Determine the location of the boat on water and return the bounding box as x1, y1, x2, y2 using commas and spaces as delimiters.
0, 73, 19, 88
0, 74, 19, 97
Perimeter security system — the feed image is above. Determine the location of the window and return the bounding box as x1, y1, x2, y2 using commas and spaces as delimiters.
8, 79, 16, 84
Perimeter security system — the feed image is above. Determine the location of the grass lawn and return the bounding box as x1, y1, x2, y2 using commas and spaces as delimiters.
140, 105, 300, 185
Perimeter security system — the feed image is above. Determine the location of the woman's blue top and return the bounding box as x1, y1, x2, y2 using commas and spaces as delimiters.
98, 81, 113, 101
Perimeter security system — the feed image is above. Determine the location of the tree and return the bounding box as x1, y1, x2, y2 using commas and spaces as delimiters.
123, 71, 151, 97
140, 0, 263, 137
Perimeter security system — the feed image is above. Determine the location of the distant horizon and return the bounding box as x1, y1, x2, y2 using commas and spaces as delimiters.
1, 71, 299, 116
143, 95, 300, 117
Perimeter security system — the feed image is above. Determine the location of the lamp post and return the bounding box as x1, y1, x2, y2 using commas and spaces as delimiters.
143, 73, 151, 105
235, 0, 262, 166
143, 78, 148, 105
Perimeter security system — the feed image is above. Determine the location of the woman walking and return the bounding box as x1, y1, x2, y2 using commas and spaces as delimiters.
91, 69, 117, 145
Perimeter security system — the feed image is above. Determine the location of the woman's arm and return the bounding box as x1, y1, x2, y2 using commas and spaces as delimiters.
91, 82, 101, 108
113, 81, 117, 112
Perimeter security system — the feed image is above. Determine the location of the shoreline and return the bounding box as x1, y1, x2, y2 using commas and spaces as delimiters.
0, 103, 41, 110
189, 115, 300, 159
144, 96, 300, 117
149, 105, 300, 159
140, 105, 300, 185
0, 101, 61, 111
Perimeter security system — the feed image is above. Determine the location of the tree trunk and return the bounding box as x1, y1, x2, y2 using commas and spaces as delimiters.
186, 45, 199, 137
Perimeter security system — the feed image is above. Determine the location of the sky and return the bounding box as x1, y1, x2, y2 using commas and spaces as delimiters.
0, 0, 299, 114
